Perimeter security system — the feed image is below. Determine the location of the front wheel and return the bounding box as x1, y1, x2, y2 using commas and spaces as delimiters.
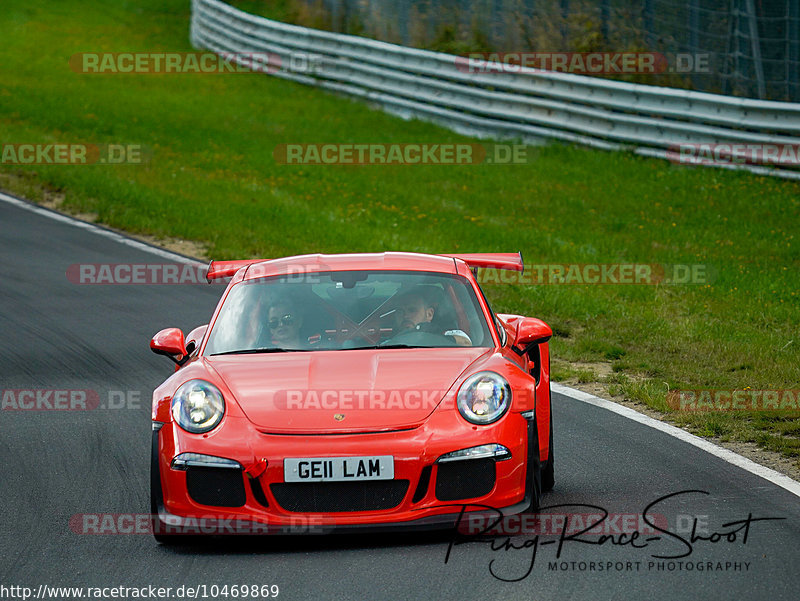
526, 417, 543, 512
150, 429, 182, 545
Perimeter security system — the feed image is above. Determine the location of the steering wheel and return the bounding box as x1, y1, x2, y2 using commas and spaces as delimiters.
379, 329, 459, 347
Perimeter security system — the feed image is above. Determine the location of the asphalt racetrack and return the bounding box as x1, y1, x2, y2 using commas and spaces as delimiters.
1, 196, 798, 601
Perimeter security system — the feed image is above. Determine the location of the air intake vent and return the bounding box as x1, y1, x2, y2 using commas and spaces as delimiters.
186, 467, 246, 507
271, 480, 409, 512
435, 458, 495, 501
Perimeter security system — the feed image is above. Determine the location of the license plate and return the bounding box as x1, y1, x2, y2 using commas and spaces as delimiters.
284, 456, 394, 482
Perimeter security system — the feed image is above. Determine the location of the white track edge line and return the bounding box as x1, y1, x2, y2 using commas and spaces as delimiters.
3, 189, 798, 498
0, 191, 205, 266
552, 382, 800, 498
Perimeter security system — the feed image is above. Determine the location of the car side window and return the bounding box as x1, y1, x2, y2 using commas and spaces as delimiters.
495, 316, 507, 346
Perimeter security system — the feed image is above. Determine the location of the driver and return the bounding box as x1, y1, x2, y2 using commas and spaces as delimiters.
391, 287, 472, 346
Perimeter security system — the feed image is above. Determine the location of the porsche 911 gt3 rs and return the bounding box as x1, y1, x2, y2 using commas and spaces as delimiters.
149, 252, 554, 542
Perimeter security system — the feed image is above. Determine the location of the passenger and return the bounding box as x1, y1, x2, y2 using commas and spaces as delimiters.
265, 299, 305, 349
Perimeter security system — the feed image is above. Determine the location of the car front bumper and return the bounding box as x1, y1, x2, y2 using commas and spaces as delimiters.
153, 410, 534, 535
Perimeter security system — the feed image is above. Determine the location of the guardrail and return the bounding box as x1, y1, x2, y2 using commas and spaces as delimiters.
191, 0, 800, 179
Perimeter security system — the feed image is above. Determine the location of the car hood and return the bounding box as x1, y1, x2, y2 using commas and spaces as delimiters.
206, 347, 491, 433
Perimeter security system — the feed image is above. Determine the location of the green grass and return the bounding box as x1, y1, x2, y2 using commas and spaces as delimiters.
1, 0, 799, 466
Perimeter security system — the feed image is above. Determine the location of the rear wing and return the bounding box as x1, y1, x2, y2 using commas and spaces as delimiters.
205, 259, 264, 282
441, 252, 524, 272
205, 252, 524, 282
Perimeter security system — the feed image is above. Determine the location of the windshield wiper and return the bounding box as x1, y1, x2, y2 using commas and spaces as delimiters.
210, 348, 310, 356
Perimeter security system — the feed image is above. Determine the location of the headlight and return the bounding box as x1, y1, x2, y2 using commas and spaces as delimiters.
456, 371, 511, 425
171, 380, 225, 433
437, 444, 511, 463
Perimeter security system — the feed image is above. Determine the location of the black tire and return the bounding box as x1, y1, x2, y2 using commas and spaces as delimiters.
151, 429, 181, 545
541, 401, 555, 492
526, 415, 543, 512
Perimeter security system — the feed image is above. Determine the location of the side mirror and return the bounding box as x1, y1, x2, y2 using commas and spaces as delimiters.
185, 324, 208, 355
514, 318, 552, 349
150, 328, 188, 366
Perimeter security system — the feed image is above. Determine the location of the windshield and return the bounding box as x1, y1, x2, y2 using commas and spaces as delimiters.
204, 270, 493, 355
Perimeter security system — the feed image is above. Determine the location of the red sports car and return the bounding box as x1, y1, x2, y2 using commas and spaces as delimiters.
149, 252, 554, 542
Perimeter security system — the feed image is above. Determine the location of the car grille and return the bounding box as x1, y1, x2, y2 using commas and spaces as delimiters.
186, 467, 246, 507
270, 480, 410, 512
435, 458, 496, 501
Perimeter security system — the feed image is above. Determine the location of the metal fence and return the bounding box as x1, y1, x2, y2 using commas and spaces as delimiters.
276, 0, 800, 103
192, 0, 800, 178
